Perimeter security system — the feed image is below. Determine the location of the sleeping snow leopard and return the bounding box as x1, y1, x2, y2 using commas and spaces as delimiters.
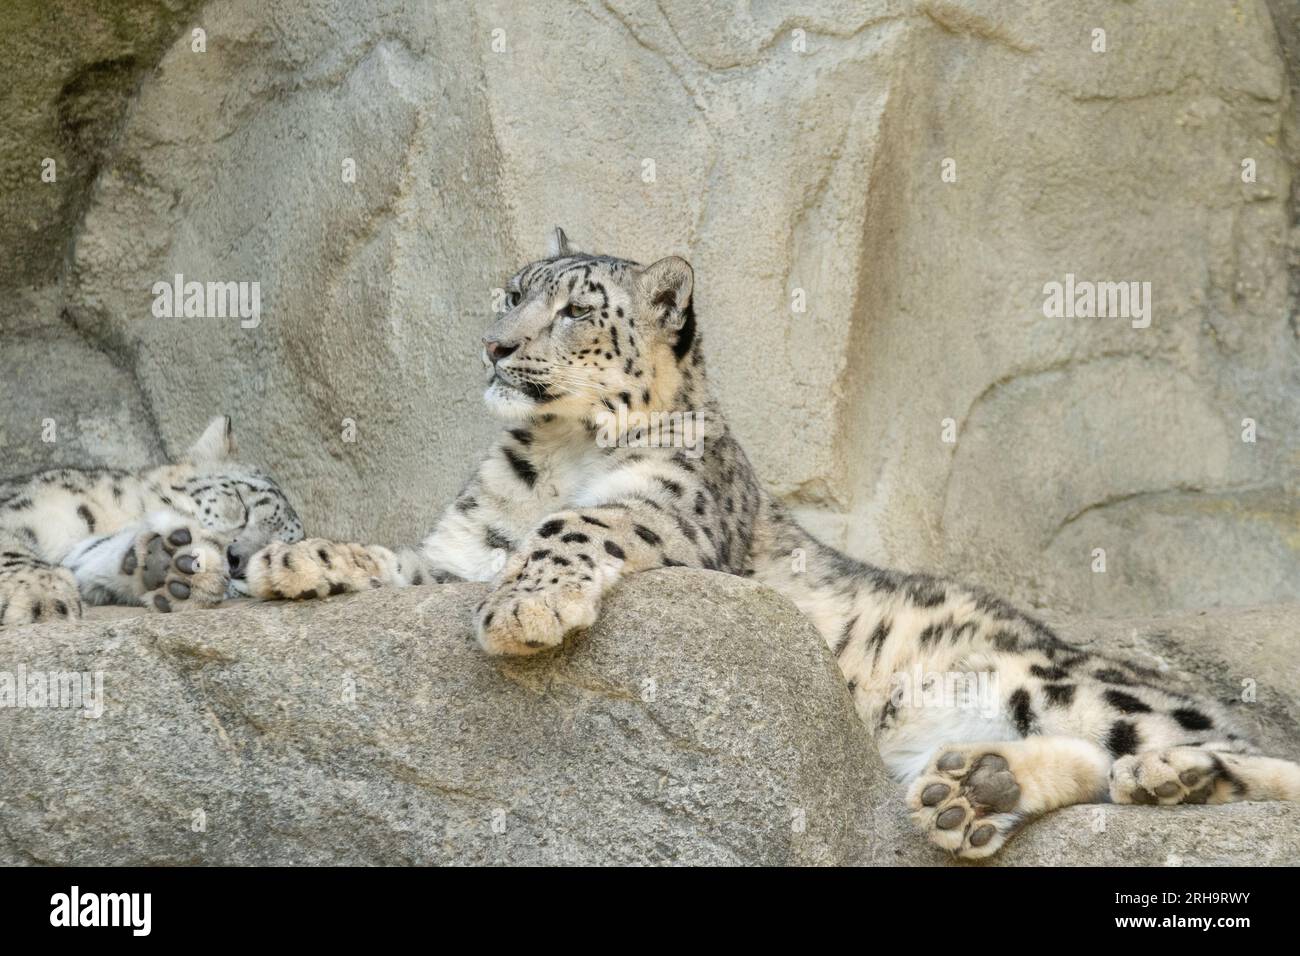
0, 416, 303, 625
244, 228, 1300, 859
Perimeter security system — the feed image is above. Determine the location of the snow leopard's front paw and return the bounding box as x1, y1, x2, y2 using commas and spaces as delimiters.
0, 564, 82, 626
128, 523, 228, 613
907, 747, 1027, 860
247, 538, 399, 601
476, 563, 602, 656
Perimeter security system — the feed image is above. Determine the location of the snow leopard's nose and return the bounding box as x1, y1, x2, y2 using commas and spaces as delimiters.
485, 339, 519, 364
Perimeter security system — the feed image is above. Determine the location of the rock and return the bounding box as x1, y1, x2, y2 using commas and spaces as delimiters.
991, 803, 1300, 868
2, 0, 1296, 616
2, 571, 1297, 865
0, 570, 891, 865
0, 0, 206, 310
0, 325, 162, 477
0, 0, 205, 467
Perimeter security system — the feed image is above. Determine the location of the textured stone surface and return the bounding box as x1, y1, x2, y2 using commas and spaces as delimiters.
0, 571, 888, 866
0, 324, 162, 479
992, 802, 1300, 868
2, 572, 1297, 866
1, 0, 1298, 618
0, 0, 206, 304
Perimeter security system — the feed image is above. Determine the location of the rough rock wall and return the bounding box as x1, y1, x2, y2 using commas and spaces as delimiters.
0, 0, 207, 474
1, 0, 1297, 616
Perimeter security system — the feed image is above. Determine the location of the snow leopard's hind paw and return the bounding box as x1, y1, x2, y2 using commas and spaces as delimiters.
904, 736, 1113, 861
907, 747, 1027, 860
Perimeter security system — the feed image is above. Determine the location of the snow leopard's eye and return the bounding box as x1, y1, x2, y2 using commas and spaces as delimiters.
504, 290, 521, 309
558, 303, 593, 320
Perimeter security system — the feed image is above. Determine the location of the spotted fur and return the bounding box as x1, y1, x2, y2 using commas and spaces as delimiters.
0, 416, 303, 626
248, 229, 1300, 858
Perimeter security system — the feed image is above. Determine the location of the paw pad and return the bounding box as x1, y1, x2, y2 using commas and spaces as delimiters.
907, 746, 1027, 860
936, 751, 966, 772
134, 524, 228, 612
965, 753, 1021, 812
935, 807, 966, 830
921, 783, 950, 806
1109, 748, 1224, 806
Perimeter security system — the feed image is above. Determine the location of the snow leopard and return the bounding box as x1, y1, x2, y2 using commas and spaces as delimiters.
245, 228, 1300, 859
0, 416, 302, 624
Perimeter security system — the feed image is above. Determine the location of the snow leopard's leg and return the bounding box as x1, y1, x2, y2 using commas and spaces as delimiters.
246, 539, 448, 601
245, 482, 477, 602
63, 513, 229, 612
475, 501, 699, 656
0, 534, 82, 627
906, 736, 1111, 860
1110, 746, 1300, 805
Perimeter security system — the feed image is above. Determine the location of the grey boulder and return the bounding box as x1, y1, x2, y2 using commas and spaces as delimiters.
0, 570, 1296, 866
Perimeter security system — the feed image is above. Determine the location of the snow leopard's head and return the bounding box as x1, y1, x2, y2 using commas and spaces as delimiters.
149, 416, 304, 585
480, 227, 700, 424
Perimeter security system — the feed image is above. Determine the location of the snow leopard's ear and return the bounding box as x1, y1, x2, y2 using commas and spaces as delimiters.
546, 226, 575, 258
639, 256, 694, 332
187, 415, 237, 464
